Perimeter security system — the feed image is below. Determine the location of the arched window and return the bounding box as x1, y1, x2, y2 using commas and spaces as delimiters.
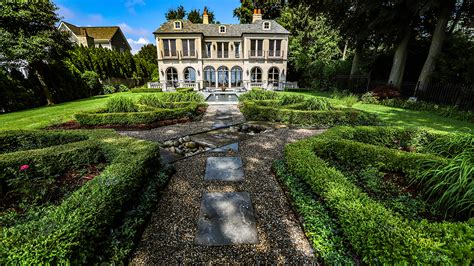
231, 66, 243, 87
166, 67, 178, 87
250, 67, 262, 83
203, 66, 216, 88
217, 66, 229, 88
183, 67, 196, 82
268, 67, 279, 86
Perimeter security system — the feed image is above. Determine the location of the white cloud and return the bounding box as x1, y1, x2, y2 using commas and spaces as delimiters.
57, 5, 75, 20
127, 37, 150, 54
124, 0, 145, 14
118, 23, 149, 36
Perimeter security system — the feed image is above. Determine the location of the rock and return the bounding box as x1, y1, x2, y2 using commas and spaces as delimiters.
169, 147, 176, 153
185, 142, 197, 148
175, 148, 183, 154
163, 140, 173, 147
183, 135, 191, 142
241, 124, 249, 131
178, 137, 185, 144
173, 140, 179, 146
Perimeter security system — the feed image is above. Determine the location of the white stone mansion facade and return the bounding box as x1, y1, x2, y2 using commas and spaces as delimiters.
153, 10, 290, 91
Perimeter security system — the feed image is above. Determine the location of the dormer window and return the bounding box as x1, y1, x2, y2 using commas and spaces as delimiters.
174, 21, 182, 30
263, 21, 271, 30
219, 25, 226, 33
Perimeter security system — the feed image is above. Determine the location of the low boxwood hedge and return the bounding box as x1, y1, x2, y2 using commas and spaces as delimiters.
1, 130, 166, 264
0, 130, 88, 154
240, 100, 380, 127
131, 88, 162, 93
75, 102, 206, 126
284, 126, 474, 264
176, 87, 194, 92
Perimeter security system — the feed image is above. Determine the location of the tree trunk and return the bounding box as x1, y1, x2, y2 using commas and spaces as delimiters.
34, 65, 54, 105
388, 29, 410, 88
342, 40, 348, 61
350, 46, 361, 78
417, 0, 455, 91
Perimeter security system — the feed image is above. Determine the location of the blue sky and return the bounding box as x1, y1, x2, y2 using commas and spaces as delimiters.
54, 0, 241, 53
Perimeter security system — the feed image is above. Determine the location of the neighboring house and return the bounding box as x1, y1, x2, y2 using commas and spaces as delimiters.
59, 21, 131, 52
153, 9, 291, 91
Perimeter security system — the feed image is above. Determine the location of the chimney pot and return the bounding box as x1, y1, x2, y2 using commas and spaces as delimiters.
203, 8, 209, 24
252, 8, 262, 23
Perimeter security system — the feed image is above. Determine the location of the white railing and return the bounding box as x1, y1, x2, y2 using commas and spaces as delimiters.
178, 82, 199, 91
147, 82, 164, 89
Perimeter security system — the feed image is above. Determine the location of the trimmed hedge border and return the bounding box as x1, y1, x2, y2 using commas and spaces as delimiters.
1, 130, 165, 264
240, 100, 381, 127
175, 87, 194, 92
273, 160, 354, 264
75, 102, 206, 126
131, 88, 162, 93
284, 126, 474, 264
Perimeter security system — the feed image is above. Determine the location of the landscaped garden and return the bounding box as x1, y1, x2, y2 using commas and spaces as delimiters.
0, 129, 169, 263
278, 126, 473, 264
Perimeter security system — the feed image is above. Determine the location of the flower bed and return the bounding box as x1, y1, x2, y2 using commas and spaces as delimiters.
1, 130, 168, 264
74, 93, 207, 128
283, 126, 473, 264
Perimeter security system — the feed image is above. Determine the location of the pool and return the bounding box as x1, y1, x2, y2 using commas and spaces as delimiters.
206, 93, 239, 102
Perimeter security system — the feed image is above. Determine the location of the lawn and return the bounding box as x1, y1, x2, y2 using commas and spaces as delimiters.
281, 91, 474, 133
0, 90, 472, 133
0, 92, 148, 130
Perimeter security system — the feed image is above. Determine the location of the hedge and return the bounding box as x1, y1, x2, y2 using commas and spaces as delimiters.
240, 100, 380, 127
175, 87, 194, 92
0, 130, 88, 154
75, 102, 206, 126
1, 130, 166, 264
273, 160, 354, 264
131, 88, 162, 93
284, 126, 474, 264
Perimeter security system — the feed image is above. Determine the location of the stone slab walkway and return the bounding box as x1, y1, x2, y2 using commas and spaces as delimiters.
204, 157, 244, 181
195, 192, 258, 246
130, 103, 324, 263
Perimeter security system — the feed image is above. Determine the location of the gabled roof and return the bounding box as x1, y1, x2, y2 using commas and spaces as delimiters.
153, 20, 290, 36
61, 21, 120, 40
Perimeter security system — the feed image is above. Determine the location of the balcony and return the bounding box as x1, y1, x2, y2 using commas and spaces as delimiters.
182, 50, 197, 58
249, 50, 264, 58
268, 50, 283, 58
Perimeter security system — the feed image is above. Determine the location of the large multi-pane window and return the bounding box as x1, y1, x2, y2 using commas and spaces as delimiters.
250, 67, 262, 82
184, 67, 196, 82
182, 39, 195, 57
269, 40, 282, 57
234, 42, 240, 58
217, 66, 229, 88
268, 67, 279, 86
166, 67, 178, 87
250, 39, 263, 57
163, 39, 177, 57
204, 66, 216, 87
217, 42, 229, 58
231, 66, 243, 87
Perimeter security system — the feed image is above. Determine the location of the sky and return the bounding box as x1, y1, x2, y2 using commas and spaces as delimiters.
54, 0, 241, 54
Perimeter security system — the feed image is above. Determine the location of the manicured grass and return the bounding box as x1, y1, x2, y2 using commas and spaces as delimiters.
0, 92, 152, 130
281, 91, 473, 133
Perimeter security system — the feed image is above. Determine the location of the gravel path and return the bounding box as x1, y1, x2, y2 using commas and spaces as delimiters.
118, 105, 245, 143
130, 124, 324, 264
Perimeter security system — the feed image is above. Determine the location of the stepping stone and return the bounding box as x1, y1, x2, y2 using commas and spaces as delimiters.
216, 115, 233, 120
212, 122, 227, 129
195, 192, 258, 246
211, 142, 239, 152
205, 157, 244, 181
159, 148, 182, 164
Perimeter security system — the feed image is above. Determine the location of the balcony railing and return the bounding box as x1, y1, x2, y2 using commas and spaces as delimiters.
268, 50, 283, 58
182, 50, 197, 58
162, 50, 178, 58
249, 50, 264, 57
217, 51, 229, 58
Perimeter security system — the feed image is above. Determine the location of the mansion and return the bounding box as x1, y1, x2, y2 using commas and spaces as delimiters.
153, 9, 291, 91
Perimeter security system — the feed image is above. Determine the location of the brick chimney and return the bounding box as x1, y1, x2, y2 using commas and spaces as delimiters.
252, 8, 262, 23
203, 8, 209, 24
